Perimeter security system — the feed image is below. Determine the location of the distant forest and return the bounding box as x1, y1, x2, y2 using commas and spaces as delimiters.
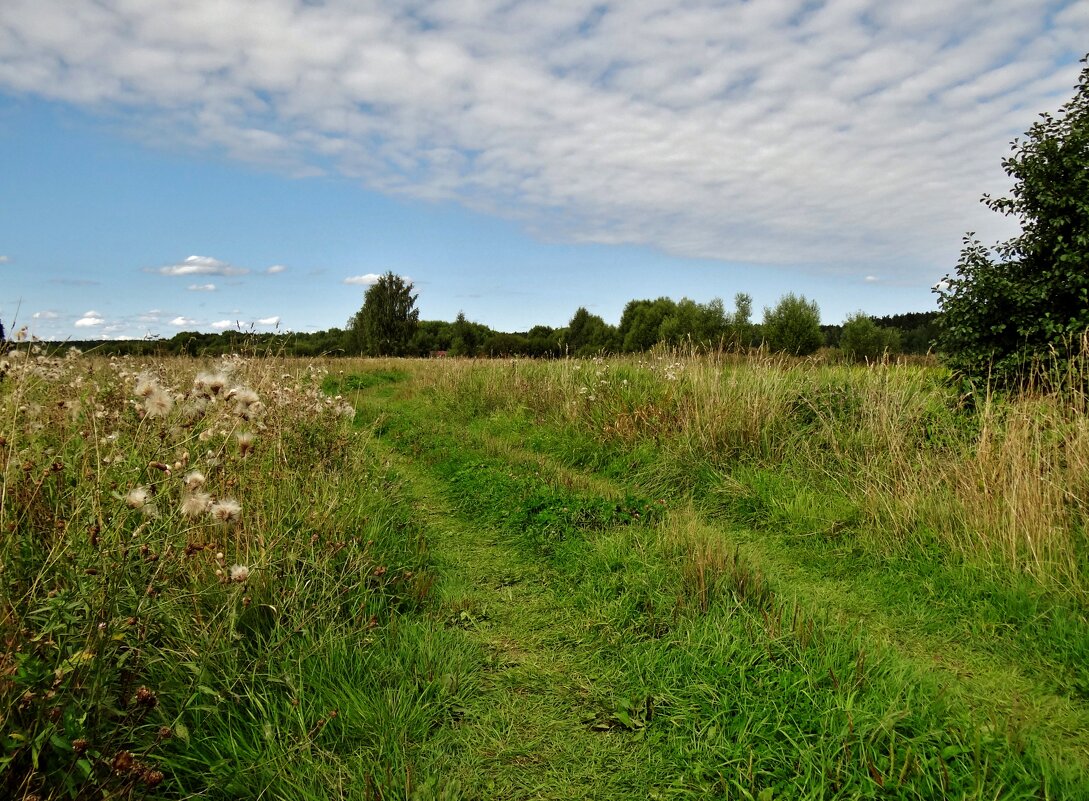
3, 304, 940, 360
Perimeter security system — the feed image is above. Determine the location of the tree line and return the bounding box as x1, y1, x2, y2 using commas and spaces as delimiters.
32, 286, 936, 362
347, 276, 932, 360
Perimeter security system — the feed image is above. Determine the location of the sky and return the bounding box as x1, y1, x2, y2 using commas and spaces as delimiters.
1, 1, 1087, 341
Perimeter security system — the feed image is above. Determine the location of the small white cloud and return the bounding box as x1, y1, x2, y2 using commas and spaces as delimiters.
75, 311, 104, 328
188, 283, 216, 291
864, 275, 879, 283
33, 310, 59, 319
157, 255, 248, 277
139, 310, 162, 323
0, 255, 11, 264
343, 273, 382, 286
211, 320, 234, 330
169, 316, 197, 326
256, 315, 281, 326
265, 264, 287, 274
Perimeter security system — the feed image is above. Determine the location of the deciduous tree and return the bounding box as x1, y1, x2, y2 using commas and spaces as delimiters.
936, 55, 1089, 388
350, 272, 419, 356
762, 294, 823, 355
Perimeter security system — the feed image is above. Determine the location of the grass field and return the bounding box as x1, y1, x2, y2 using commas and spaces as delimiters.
3, 348, 1089, 798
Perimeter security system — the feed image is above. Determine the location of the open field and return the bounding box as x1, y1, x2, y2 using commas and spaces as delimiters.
3, 348, 1089, 798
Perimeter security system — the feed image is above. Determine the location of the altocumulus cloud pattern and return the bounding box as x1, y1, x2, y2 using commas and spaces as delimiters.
0, 0, 1086, 280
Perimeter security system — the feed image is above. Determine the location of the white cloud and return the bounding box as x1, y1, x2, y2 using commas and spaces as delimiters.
256, 315, 280, 326
33, 310, 59, 319
265, 264, 287, 274
0, 255, 10, 264
211, 320, 234, 330
343, 273, 382, 286
188, 283, 216, 291
864, 275, 879, 283
75, 310, 104, 327
169, 316, 197, 326
0, 2, 1086, 281
156, 255, 248, 277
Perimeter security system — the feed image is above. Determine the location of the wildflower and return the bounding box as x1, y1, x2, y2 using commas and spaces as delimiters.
180, 492, 211, 517
126, 487, 151, 509
229, 564, 250, 583
134, 373, 158, 398
183, 470, 206, 491
134, 686, 158, 708
112, 750, 134, 774
209, 498, 241, 525
182, 397, 209, 420
228, 387, 259, 406
193, 371, 228, 397
236, 432, 255, 457
144, 387, 174, 418
239, 400, 264, 421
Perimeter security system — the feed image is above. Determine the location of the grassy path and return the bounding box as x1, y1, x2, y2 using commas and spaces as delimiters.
341, 370, 1089, 798
461, 415, 1089, 780
380, 446, 656, 799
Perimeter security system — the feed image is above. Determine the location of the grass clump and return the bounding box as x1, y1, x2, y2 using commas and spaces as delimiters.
0, 350, 471, 799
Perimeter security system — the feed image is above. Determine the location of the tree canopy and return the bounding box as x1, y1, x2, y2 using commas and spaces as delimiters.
936, 55, 1089, 388
350, 272, 420, 356
762, 294, 823, 355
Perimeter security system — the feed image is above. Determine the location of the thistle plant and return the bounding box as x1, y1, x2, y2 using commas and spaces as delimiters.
0, 350, 431, 798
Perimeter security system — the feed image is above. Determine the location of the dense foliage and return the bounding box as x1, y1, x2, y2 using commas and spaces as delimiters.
761, 294, 823, 355
840, 312, 901, 362
349, 272, 420, 356
48, 301, 942, 361
937, 56, 1089, 388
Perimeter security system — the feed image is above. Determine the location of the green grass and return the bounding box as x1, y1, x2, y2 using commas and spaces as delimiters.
343, 364, 1089, 798
0, 356, 470, 799
7, 352, 1089, 798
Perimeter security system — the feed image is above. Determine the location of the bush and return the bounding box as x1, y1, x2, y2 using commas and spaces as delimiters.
936, 55, 1089, 389
840, 312, 900, 363
762, 294, 823, 355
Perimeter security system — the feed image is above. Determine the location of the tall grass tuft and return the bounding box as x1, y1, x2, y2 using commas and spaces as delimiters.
0, 349, 462, 798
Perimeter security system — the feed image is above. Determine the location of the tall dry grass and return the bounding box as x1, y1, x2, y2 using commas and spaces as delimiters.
407, 351, 1089, 597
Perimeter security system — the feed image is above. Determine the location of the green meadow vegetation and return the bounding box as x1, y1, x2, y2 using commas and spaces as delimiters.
4, 343, 1089, 799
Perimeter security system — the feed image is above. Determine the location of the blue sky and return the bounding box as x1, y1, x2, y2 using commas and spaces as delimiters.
1, 1, 1087, 340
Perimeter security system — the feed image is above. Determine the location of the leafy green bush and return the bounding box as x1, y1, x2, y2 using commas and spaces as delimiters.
762, 294, 823, 355
840, 312, 900, 363
937, 55, 1089, 390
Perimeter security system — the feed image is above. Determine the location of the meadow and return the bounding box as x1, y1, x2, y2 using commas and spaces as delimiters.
3, 346, 1088, 799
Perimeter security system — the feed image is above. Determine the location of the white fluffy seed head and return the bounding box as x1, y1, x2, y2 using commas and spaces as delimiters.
183, 470, 206, 491
125, 487, 150, 509
144, 388, 174, 419
209, 498, 241, 524
229, 564, 250, 583
180, 492, 211, 518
